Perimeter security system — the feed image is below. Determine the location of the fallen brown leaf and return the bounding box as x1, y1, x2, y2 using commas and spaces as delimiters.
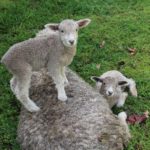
127, 47, 136, 55
127, 111, 149, 125
128, 47, 136, 52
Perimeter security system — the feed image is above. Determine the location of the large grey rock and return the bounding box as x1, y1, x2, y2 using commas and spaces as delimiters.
17, 69, 130, 150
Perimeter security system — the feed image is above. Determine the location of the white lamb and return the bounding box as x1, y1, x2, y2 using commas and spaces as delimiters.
91, 70, 137, 108
1, 18, 91, 112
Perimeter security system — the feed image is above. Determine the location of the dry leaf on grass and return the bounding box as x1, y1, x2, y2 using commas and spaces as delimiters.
127, 111, 149, 125
127, 47, 136, 55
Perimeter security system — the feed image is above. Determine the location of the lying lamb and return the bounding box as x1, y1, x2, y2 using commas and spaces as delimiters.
91, 70, 137, 108
17, 68, 131, 150
1, 18, 91, 112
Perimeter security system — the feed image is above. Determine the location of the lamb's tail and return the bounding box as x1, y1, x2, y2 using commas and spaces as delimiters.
127, 78, 138, 97
118, 112, 131, 139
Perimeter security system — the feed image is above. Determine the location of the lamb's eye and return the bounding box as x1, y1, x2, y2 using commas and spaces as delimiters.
61, 30, 64, 33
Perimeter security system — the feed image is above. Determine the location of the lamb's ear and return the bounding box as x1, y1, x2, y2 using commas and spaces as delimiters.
44, 23, 59, 31
76, 19, 91, 28
91, 76, 103, 83
118, 81, 128, 86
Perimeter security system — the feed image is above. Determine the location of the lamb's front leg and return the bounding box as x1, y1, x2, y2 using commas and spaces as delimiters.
48, 68, 67, 101
55, 76, 67, 101
116, 92, 128, 107
61, 67, 69, 86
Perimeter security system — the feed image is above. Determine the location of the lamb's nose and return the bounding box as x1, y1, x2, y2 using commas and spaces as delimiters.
69, 40, 74, 45
108, 91, 113, 96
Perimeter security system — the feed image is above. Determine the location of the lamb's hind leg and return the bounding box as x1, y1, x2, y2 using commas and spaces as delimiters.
14, 65, 40, 112
10, 76, 17, 94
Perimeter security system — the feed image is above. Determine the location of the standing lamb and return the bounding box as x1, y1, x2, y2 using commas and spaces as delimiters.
1, 18, 91, 112
91, 70, 137, 108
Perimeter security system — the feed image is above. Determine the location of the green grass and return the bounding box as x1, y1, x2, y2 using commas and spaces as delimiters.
0, 0, 150, 149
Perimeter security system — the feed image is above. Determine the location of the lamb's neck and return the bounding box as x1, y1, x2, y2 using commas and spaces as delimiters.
64, 46, 77, 56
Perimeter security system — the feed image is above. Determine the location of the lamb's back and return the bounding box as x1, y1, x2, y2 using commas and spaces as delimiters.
1, 37, 51, 70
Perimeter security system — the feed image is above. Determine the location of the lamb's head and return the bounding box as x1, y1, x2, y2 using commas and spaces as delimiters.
45, 19, 91, 48
91, 76, 128, 97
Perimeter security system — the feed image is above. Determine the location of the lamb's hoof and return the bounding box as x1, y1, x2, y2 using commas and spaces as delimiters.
28, 106, 40, 112
10, 78, 16, 94
58, 95, 67, 101
25, 101, 40, 112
